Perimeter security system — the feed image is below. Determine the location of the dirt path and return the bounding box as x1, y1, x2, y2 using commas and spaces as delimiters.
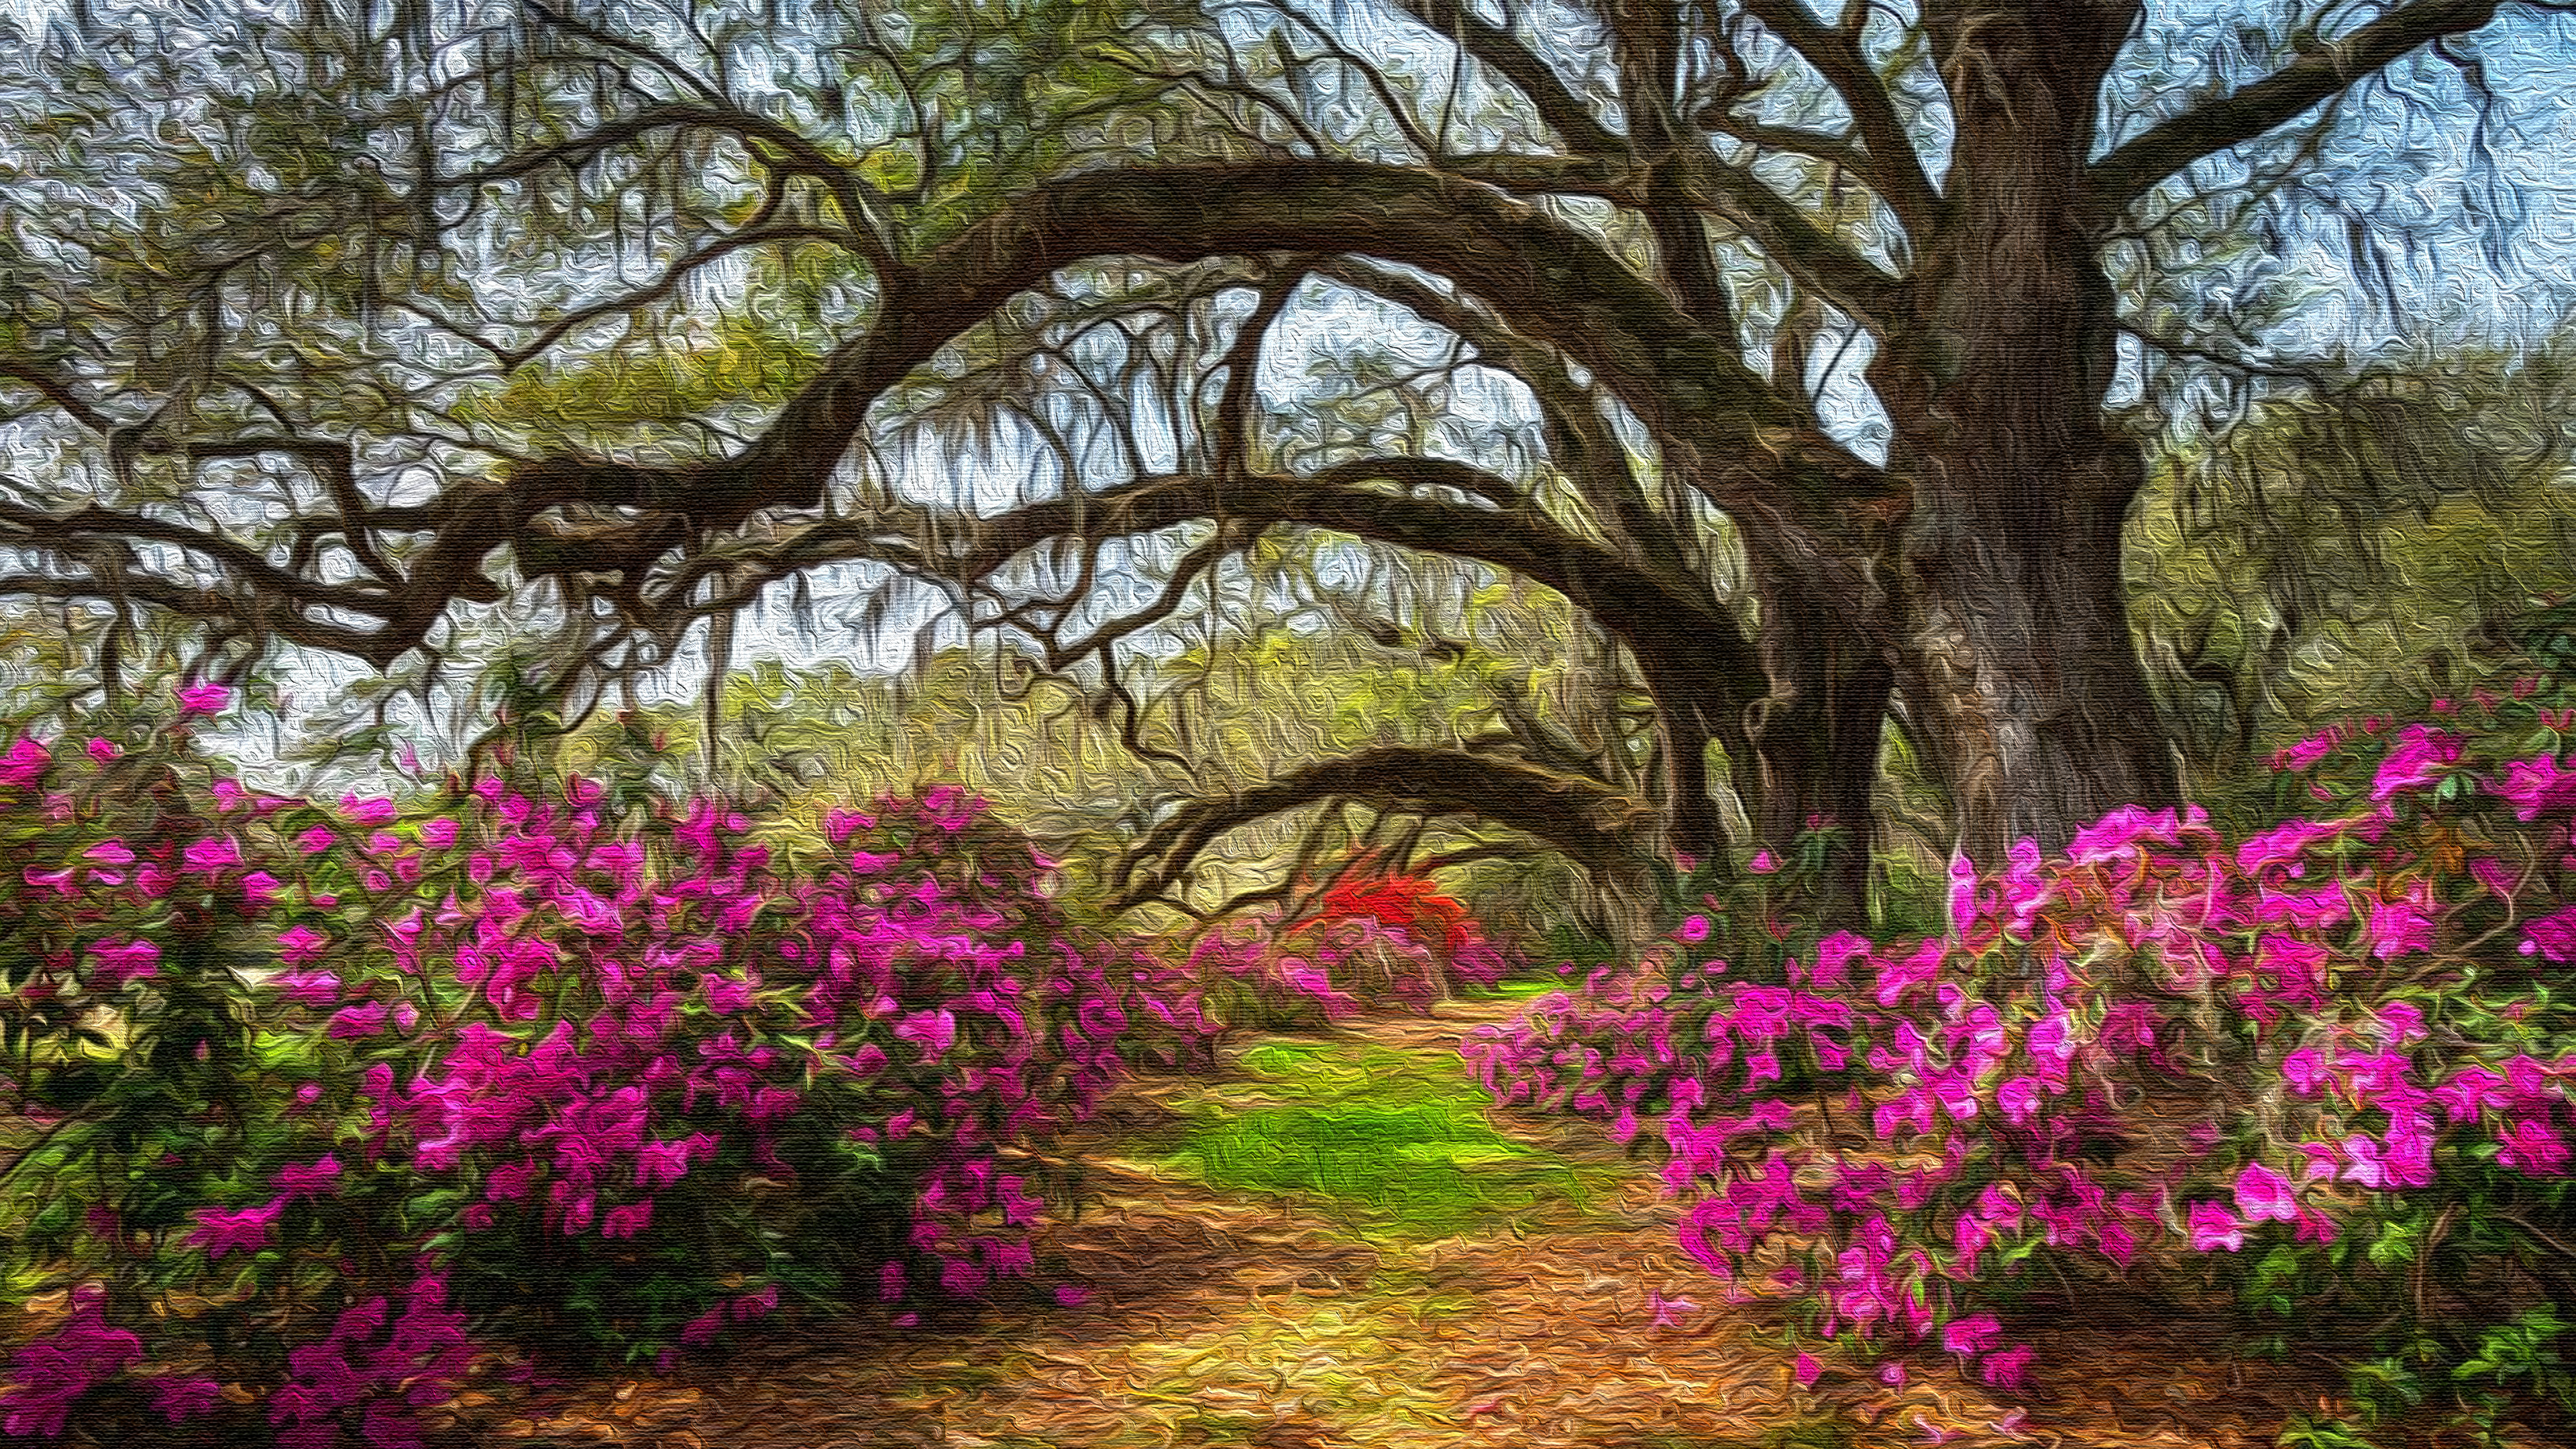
476, 997, 2350, 1449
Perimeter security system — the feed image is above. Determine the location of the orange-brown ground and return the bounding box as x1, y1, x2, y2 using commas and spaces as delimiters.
448, 998, 2521, 1449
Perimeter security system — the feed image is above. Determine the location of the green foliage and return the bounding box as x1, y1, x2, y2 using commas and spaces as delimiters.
2129, 340, 2576, 816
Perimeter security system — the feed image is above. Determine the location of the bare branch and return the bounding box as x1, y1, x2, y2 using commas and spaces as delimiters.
0, 360, 119, 434
1734, 0, 1941, 235
1386, 0, 1624, 156
438, 99, 897, 273
2090, 0, 2504, 209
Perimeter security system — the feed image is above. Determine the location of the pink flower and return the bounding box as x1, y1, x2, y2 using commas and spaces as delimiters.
2187, 1201, 2246, 1252
2369, 724, 2462, 802
185, 1199, 284, 1259
87, 938, 161, 988
2496, 753, 2576, 821
276, 926, 329, 967
327, 1001, 390, 1038
176, 680, 230, 716
1979, 1344, 2035, 1390
634, 1134, 718, 1190
2364, 900, 2436, 960
20, 865, 76, 898
272, 969, 341, 1006
2498, 1114, 2572, 1176
337, 793, 399, 828
2236, 816, 2344, 875
2233, 1163, 2297, 1224
2280, 1047, 2329, 1096
602, 1202, 653, 1239
84, 737, 121, 763
678, 1307, 728, 1348
2294, 1208, 2341, 1244
484, 1160, 544, 1203
1996, 1076, 2041, 1127
239, 870, 284, 909
274, 1155, 344, 1199
182, 836, 243, 875
1941, 1313, 2002, 1356
896, 1009, 959, 1065
1792, 1352, 1821, 1387
2338, 1134, 2389, 1188
1808, 932, 1871, 990
2375, 1000, 2428, 1046
0, 736, 47, 788
3, 1289, 143, 1438
2522, 906, 2576, 963
2433, 1065, 2507, 1125
704, 973, 757, 1014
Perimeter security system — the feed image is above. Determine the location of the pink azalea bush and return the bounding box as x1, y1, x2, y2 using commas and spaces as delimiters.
1468, 680, 2576, 1440
0, 698, 1210, 1442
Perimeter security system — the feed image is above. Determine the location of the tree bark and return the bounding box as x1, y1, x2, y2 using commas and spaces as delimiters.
1878, 2, 2180, 865
1745, 560, 1890, 921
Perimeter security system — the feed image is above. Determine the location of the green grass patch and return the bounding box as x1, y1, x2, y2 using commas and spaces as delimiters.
1161, 1038, 1609, 1238
1467, 974, 1581, 1002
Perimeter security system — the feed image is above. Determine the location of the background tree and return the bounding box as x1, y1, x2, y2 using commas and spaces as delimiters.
0, 0, 2567, 922
2130, 337, 2576, 809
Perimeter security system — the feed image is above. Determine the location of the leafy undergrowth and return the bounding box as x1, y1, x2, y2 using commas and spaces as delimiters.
441, 995, 2459, 1449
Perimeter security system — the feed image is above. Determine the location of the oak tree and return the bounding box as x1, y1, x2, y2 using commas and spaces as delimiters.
0, 0, 2559, 914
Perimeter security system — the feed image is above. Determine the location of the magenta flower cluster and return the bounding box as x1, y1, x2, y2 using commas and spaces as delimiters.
0, 706, 1210, 1442
1468, 680, 2576, 1407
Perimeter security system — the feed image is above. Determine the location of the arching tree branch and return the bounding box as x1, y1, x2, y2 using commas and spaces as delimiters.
1115, 745, 1651, 906
6, 159, 1901, 677
952, 462, 1762, 701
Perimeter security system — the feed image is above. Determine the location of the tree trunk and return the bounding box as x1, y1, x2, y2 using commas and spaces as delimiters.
1878, 2, 2179, 865
1746, 563, 1888, 925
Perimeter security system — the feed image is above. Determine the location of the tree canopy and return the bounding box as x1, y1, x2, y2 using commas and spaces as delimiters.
0, 0, 2569, 918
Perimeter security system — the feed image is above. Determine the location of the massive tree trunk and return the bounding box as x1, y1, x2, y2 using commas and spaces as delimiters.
1877, 2, 2180, 865
1746, 563, 1891, 920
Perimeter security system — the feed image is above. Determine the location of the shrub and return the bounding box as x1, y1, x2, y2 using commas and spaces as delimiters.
1177, 867, 1512, 1028
0, 694, 1206, 1442
1468, 680, 2576, 1441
